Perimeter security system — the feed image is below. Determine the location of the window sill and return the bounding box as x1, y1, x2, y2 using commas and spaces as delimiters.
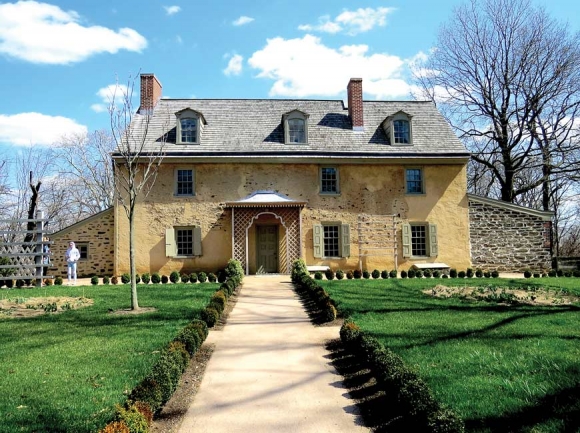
174, 194, 196, 198
319, 192, 341, 196
405, 192, 425, 196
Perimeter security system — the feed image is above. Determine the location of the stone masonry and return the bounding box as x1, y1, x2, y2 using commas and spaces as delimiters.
50, 208, 115, 278
468, 195, 552, 272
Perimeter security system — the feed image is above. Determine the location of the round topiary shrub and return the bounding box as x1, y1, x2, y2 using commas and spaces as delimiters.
336, 269, 345, 280
408, 269, 416, 278
475, 269, 483, 278
217, 271, 227, 283
491, 270, 499, 278
121, 273, 131, 284
111, 276, 118, 285
381, 270, 389, 279
208, 272, 217, 283
102, 276, 110, 285
91, 276, 99, 285
548, 270, 557, 277
390, 269, 397, 278
484, 271, 491, 278
54, 276, 63, 285
533, 273, 541, 278
442, 274, 449, 279
573, 270, 580, 278
201, 307, 220, 328
180, 273, 190, 283
433, 270, 441, 278
371, 269, 380, 279
44, 278, 53, 286
16, 279, 24, 288
423, 269, 432, 278
314, 271, 323, 280
325, 268, 335, 280
466, 268, 474, 278
170, 271, 180, 284
190, 273, 198, 283
362, 270, 370, 279
524, 269, 532, 278
346, 270, 354, 279
141, 273, 150, 284
161, 275, 169, 284
151, 273, 161, 284
415, 270, 423, 278
458, 270, 466, 278
564, 271, 573, 277
135, 274, 141, 284
401, 270, 408, 278
198, 272, 207, 283
557, 269, 564, 277
353, 269, 362, 279
450, 269, 457, 278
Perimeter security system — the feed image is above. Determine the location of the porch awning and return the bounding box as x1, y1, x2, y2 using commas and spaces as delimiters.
226, 190, 307, 208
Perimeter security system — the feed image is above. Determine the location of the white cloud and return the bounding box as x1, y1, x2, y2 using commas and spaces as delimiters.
298, 7, 394, 36
91, 84, 130, 113
248, 35, 416, 99
233, 16, 254, 26
164, 5, 181, 16
176, 35, 183, 44
0, 1, 147, 64
0, 113, 87, 146
224, 54, 244, 76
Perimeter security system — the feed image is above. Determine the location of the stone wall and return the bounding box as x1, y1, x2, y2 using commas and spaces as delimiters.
50, 208, 115, 278
468, 195, 552, 272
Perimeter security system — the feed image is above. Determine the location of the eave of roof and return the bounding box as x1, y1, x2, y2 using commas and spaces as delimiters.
467, 194, 553, 220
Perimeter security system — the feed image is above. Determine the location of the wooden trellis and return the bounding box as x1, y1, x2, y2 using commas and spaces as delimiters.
357, 214, 398, 271
0, 211, 52, 287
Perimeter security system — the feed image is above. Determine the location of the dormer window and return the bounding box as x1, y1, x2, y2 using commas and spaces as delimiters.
175, 108, 205, 145
282, 110, 309, 144
383, 111, 413, 145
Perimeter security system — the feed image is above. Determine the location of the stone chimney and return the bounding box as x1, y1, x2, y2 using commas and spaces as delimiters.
347, 78, 364, 132
139, 73, 162, 114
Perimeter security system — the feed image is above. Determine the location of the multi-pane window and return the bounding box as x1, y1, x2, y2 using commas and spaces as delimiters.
180, 118, 197, 143
77, 243, 88, 260
288, 118, 305, 143
176, 169, 194, 196
176, 229, 193, 256
406, 168, 423, 194
323, 225, 340, 257
320, 167, 338, 194
411, 225, 427, 256
394, 119, 410, 144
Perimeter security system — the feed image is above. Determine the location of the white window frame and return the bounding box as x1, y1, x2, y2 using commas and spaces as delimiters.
174, 168, 195, 196
405, 167, 425, 195
319, 166, 340, 195
76, 242, 89, 261
283, 110, 309, 144
313, 222, 350, 259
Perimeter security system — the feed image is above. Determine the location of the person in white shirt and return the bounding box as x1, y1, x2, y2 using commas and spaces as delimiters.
65, 241, 81, 285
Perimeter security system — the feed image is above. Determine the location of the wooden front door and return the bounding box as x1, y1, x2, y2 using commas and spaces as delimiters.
256, 225, 278, 273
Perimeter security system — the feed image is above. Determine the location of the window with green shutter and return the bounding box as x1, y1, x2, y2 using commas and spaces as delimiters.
402, 222, 437, 258
166, 226, 202, 257
313, 223, 350, 258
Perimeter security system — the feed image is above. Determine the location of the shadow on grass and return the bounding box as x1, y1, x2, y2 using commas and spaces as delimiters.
465, 382, 580, 432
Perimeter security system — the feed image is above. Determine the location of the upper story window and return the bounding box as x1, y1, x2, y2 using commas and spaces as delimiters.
175, 108, 205, 145
320, 167, 339, 194
383, 111, 413, 146
406, 168, 424, 194
282, 110, 309, 144
175, 168, 195, 196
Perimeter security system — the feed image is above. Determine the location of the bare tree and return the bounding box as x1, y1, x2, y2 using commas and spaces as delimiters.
415, 0, 580, 209
110, 76, 167, 310
55, 130, 116, 214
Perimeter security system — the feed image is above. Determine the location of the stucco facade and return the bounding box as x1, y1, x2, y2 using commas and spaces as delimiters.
112, 162, 471, 275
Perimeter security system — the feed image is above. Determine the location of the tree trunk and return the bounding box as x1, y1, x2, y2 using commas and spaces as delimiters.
129, 206, 139, 310
24, 172, 41, 244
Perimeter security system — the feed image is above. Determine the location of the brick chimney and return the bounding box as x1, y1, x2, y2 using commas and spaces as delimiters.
139, 73, 162, 114
347, 78, 364, 132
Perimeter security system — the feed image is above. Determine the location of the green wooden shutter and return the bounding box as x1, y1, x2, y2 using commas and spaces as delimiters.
165, 228, 176, 257
313, 224, 323, 258
429, 223, 438, 257
193, 226, 202, 256
341, 224, 350, 258
402, 223, 411, 257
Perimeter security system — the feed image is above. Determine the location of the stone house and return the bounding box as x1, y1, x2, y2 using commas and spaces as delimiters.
50, 74, 552, 277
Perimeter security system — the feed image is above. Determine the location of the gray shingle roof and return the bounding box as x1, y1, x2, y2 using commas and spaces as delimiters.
118, 98, 469, 159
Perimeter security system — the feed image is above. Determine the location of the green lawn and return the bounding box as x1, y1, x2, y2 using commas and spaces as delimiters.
320, 277, 580, 433
0, 282, 218, 433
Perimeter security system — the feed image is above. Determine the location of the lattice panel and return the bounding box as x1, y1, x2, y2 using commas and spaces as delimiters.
357, 214, 399, 270
232, 207, 301, 274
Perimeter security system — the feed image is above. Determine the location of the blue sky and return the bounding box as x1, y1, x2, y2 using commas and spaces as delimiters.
0, 0, 579, 152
